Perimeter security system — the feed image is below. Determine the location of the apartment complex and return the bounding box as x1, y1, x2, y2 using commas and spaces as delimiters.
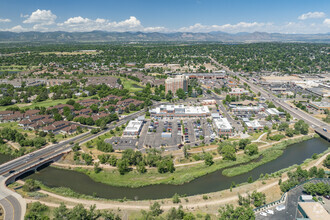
165, 75, 188, 94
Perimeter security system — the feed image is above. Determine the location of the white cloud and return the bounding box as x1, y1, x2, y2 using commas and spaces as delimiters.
23, 9, 57, 25
324, 18, 330, 25
298, 12, 326, 20
57, 15, 164, 32
6, 25, 27, 32
0, 18, 11, 23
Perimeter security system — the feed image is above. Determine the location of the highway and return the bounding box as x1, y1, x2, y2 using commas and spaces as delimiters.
0, 108, 145, 220
209, 56, 330, 135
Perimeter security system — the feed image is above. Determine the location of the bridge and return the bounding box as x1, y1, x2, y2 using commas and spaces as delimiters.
0, 107, 147, 220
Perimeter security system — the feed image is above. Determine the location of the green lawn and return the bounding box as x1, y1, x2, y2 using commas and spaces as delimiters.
74, 153, 258, 188
113, 76, 144, 93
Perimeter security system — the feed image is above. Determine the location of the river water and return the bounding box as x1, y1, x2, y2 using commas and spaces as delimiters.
1, 138, 329, 200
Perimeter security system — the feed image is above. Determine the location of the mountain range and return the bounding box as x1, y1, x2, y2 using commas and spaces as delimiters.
0, 31, 329, 43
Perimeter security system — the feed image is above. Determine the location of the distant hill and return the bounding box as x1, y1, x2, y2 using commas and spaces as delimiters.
0, 31, 329, 43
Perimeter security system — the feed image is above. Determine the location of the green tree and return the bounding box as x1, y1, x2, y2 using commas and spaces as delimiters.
117, 159, 130, 175
23, 179, 39, 192
204, 152, 214, 166
218, 204, 255, 220
244, 144, 258, 156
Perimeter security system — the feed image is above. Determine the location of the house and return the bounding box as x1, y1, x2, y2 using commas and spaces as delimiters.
43, 121, 70, 133
60, 124, 78, 134
0, 111, 14, 119
2, 112, 25, 122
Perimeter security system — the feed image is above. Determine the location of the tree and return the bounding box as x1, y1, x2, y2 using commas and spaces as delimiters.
176, 88, 186, 100
221, 144, 236, 161
149, 202, 163, 217
25, 202, 49, 220
247, 176, 253, 183
94, 162, 102, 173
218, 204, 255, 220
244, 144, 258, 156
323, 154, 330, 168
239, 139, 251, 149
166, 90, 173, 101
172, 193, 181, 203
137, 161, 147, 174
250, 191, 266, 207
117, 159, 130, 175
204, 153, 214, 166
23, 179, 39, 192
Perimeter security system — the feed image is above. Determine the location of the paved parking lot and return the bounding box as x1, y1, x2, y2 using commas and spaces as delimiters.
106, 137, 138, 150
256, 179, 330, 220
106, 117, 218, 152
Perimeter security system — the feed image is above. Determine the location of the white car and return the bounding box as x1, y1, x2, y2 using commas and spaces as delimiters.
266, 210, 274, 215
260, 212, 267, 216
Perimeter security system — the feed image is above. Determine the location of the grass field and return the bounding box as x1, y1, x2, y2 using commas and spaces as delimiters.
73, 154, 258, 188
221, 135, 313, 177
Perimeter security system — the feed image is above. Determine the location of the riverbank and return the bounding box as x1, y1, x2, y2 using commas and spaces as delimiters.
14, 151, 330, 219
54, 134, 315, 188
222, 135, 314, 177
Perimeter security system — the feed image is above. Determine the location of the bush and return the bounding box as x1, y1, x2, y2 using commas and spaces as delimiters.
23, 179, 39, 192
172, 193, 181, 203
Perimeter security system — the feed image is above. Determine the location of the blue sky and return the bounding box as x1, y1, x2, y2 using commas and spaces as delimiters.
0, 0, 329, 33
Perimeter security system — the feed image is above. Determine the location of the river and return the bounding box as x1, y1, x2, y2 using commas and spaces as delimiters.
1, 138, 329, 200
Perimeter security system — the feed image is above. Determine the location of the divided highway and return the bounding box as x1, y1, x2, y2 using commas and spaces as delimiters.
0, 108, 146, 220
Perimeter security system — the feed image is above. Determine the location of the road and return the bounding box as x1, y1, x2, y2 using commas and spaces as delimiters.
0, 108, 146, 220
209, 56, 330, 136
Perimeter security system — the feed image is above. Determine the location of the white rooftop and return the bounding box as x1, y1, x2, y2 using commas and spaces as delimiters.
124, 119, 143, 133
213, 117, 232, 130
245, 120, 262, 128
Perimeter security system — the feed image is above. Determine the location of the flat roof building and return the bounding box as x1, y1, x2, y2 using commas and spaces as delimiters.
309, 102, 330, 111
123, 119, 143, 136
298, 202, 330, 220
213, 117, 233, 136
245, 120, 263, 131
150, 104, 210, 118
266, 108, 283, 116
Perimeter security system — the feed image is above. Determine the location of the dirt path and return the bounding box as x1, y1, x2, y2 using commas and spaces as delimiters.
23, 151, 330, 212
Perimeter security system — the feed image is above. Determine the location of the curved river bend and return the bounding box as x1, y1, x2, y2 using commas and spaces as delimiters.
1, 138, 329, 200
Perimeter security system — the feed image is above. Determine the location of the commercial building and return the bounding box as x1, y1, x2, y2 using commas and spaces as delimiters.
150, 105, 210, 118
298, 202, 330, 220
266, 108, 283, 116
244, 119, 263, 131
232, 105, 265, 115
165, 75, 188, 94
229, 88, 249, 96
213, 117, 233, 136
183, 72, 226, 80
202, 99, 217, 105
309, 101, 330, 111
123, 119, 143, 136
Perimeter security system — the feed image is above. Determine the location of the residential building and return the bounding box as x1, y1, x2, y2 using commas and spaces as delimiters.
165, 75, 188, 94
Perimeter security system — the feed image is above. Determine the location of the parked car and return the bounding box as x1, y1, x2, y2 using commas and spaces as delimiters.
260, 212, 267, 217
266, 210, 274, 215
324, 195, 330, 200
